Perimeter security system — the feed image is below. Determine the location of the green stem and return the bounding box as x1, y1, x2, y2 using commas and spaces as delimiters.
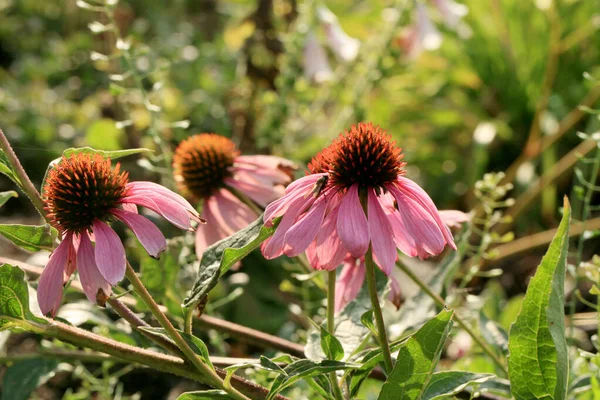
0, 128, 46, 219
327, 270, 345, 400
396, 262, 509, 376
125, 262, 250, 400
364, 247, 394, 374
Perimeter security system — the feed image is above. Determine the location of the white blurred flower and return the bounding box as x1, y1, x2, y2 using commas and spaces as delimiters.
432, 0, 468, 28
317, 6, 360, 62
303, 33, 333, 83
447, 330, 473, 360
399, 3, 442, 59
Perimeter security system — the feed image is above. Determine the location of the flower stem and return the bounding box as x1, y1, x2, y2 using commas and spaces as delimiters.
327, 270, 345, 400
0, 127, 46, 219
125, 262, 250, 400
396, 262, 508, 376
364, 246, 394, 374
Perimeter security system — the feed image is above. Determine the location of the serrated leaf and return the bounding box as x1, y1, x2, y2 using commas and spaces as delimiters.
2, 359, 59, 400
0, 224, 56, 252
507, 197, 571, 400
320, 325, 344, 361
176, 390, 230, 400
63, 146, 152, 160
0, 264, 46, 328
183, 215, 278, 308
423, 371, 494, 400
0, 191, 17, 208
266, 360, 358, 400
378, 309, 454, 400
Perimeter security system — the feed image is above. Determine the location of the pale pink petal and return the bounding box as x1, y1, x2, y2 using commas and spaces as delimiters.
335, 258, 366, 312
235, 155, 297, 172
262, 210, 298, 259
123, 194, 192, 231
337, 184, 369, 258
264, 184, 317, 226
211, 189, 258, 233
367, 189, 397, 275
64, 234, 78, 278
111, 209, 167, 258
196, 206, 228, 258
121, 203, 138, 214
37, 233, 73, 316
306, 240, 320, 267
387, 211, 418, 257
77, 232, 112, 303
283, 173, 326, 196
125, 182, 203, 223
439, 210, 469, 228
225, 177, 280, 207
394, 177, 456, 249
388, 276, 402, 309
313, 207, 347, 270
232, 162, 292, 186
92, 220, 126, 285
283, 194, 328, 257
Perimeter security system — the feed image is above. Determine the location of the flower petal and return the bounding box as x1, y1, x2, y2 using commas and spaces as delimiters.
126, 181, 200, 219
123, 194, 192, 230
335, 258, 365, 312
112, 209, 167, 258
439, 210, 469, 228
195, 209, 226, 259
37, 233, 73, 316
314, 207, 347, 270
210, 189, 258, 233
93, 220, 126, 285
77, 232, 112, 304
337, 184, 369, 258
225, 177, 281, 208
367, 189, 397, 275
283, 194, 328, 257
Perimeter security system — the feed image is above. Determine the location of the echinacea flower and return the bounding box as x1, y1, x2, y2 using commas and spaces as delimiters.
173, 133, 296, 258
334, 210, 468, 312
38, 154, 203, 316
262, 122, 456, 277
316, 6, 360, 62
304, 32, 333, 84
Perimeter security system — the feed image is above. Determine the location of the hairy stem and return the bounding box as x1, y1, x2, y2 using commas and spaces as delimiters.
396, 262, 508, 376
327, 270, 345, 400
0, 128, 46, 219
125, 262, 250, 400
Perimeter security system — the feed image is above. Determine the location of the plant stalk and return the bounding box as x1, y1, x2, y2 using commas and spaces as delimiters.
327, 270, 345, 400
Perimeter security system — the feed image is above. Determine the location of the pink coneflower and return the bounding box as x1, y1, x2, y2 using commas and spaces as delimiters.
262, 122, 456, 276
333, 210, 469, 312
38, 154, 203, 316
173, 133, 295, 258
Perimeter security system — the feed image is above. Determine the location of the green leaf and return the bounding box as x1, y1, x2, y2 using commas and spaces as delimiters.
0, 191, 17, 208
0, 264, 46, 329
320, 325, 344, 361
84, 119, 123, 151
475, 378, 512, 398
479, 311, 508, 355
63, 146, 152, 160
305, 268, 387, 362
378, 309, 454, 400
507, 198, 571, 400
360, 309, 378, 337
0, 224, 56, 252
0, 150, 21, 186
394, 224, 470, 335
176, 390, 230, 399
266, 359, 358, 400
423, 371, 494, 400
2, 359, 59, 400
183, 215, 278, 308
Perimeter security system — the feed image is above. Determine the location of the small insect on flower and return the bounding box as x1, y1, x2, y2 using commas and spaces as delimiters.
173, 133, 296, 258
38, 153, 203, 316
262, 122, 457, 276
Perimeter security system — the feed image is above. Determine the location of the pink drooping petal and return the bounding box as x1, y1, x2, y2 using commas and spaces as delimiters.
121, 203, 138, 214
195, 206, 227, 259
232, 165, 290, 187
388, 276, 402, 309
123, 194, 192, 231
264, 186, 318, 228
92, 220, 126, 285
64, 234, 79, 279
335, 258, 366, 312
306, 240, 320, 266
77, 232, 112, 303
37, 233, 73, 316
283, 194, 328, 257
387, 184, 446, 258
211, 189, 258, 233
439, 210, 469, 228
283, 173, 326, 196
367, 189, 397, 275
111, 209, 167, 258
337, 184, 369, 258
225, 177, 281, 208
387, 211, 418, 258
393, 177, 456, 249
126, 181, 202, 221
235, 155, 297, 173
313, 207, 347, 270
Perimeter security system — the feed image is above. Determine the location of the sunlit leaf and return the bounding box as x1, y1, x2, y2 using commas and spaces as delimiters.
0, 191, 17, 208
0, 224, 56, 252
0, 264, 46, 329
423, 371, 494, 400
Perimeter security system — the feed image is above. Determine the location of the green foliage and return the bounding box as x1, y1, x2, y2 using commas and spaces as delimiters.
319, 325, 344, 361
62, 146, 152, 160
183, 215, 278, 309
422, 371, 494, 400
0, 224, 56, 252
1, 359, 59, 400
507, 198, 571, 400
0, 190, 17, 208
0, 264, 46, 329
378, 309, 454, 400
176, 391, 230, 399
0, 150, 21, 186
